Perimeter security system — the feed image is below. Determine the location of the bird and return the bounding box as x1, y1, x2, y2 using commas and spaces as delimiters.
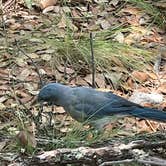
37, 83, 166, 129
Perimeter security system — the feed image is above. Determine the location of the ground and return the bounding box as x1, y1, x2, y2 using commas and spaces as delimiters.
0, 0, 166, 165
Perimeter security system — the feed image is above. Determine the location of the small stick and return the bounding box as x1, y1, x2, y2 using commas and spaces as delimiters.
90, 32, 95, 88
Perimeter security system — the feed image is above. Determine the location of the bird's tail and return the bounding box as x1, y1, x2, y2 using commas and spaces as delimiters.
130, 108, 166, 123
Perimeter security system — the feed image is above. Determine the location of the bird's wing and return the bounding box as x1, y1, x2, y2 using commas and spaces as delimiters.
67, 87, 138, 122
65, 87, 166, 124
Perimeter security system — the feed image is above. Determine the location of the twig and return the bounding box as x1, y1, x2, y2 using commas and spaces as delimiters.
137, 157, 166, 166
29, 140, 166, 165
145, 120, 156, 132
100, 157, 166, 166
64, 58, 68, 80
90, 32, 95, 88
0, 5, 8, 50
99, 159, 134, 166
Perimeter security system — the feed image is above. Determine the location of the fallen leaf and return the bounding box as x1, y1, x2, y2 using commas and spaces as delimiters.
41, 54, 52, 61
9, 23, 21, 30
42, 6, 56, 13
17, 69, 31, 81
0, 141, 7, 151
16, 130, 37, 148
27, 53, 39, 59
57, 66, 75, 74
56, 107, 66, 114
57, 15, 67, 29
100, 20, 110, 30
0, 96, 8, 103
75, 76, 89, 86
0, 103, 6, 110
136, 120, 152, 133
60, 127, 70, 133
110, 0, 120, 6
23, 24, 34, 30
114, 32, 124, 43
83, 74, 93, 85
127, 77, 135, 89
158, 83, 166, 94
104, 72, 122, 89
15, 57, 27, 67
132, 71, 149, 82
147, 72, 158, 80
154, 1, 166, 9
40, 0, 57, 9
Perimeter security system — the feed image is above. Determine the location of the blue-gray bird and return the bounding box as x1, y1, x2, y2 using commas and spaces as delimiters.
38, 83, 166, 128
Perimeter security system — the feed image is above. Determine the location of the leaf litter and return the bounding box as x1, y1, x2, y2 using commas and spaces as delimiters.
0, 0, 166, 160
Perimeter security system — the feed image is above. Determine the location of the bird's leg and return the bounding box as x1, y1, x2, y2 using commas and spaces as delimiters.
35, 103, 44, 127
48, 105, 54, 127
90, 116, 121, 131
54, 114, 68, 129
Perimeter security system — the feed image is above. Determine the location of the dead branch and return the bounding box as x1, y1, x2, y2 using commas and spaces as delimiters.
28, 140, 166, 165
0, 137, 166, 165
100, 157, 166, 166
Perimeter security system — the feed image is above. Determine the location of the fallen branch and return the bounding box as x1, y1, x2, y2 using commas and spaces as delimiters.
1, 133, 165, 165
100, 157, 166, 166
29, 140, 166, 165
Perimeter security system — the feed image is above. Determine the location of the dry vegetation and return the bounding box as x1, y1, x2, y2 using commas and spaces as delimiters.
0, 0, 166, 165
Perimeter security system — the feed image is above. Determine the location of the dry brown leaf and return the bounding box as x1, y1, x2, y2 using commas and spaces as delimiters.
103, 123, 114, 131
60, 127, 70, 133
57, 66, 75, 74
158, 83, 166, 94
16, 130, 37, 148
104, 72, 122, 89
132, 71, 149, 82
160, 102, 166, 110
110, 0, 120, 6
136, 120, 152, 133
0, 68, 9, 75
127, 77, 135, 89
86, 132, 94, 141
57, 15, 67, 29
27, 53, 39, 59
0, 141, 7, 151
111, 57, 124, 67
83, 74, 93, 85
58, 15, 78, 31
121, 6, 142, 15
41, 54, 52, 61
56, 107, 66, 114
96, 88, 111, 92
9, 23, 22, 30
15, 57, 27, 67
0, 103, 6, 110
100, 20, 110, 30
71, 8, 81, 18
95, 73, 105, 88
0, 96, 8, 103
114, 32, 124, 43
20, 96, 33, 103
23, 24, 34, 31
40, 0, 57, 9
75, 77, 89, 86
17, 69, 31, 81
0, 85, 9, 90
42, 6, 56, 13
16, 90, 30, 98
147, 72, 158, 80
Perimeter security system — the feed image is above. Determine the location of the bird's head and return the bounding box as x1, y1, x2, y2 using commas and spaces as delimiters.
38, 83, 66, 106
